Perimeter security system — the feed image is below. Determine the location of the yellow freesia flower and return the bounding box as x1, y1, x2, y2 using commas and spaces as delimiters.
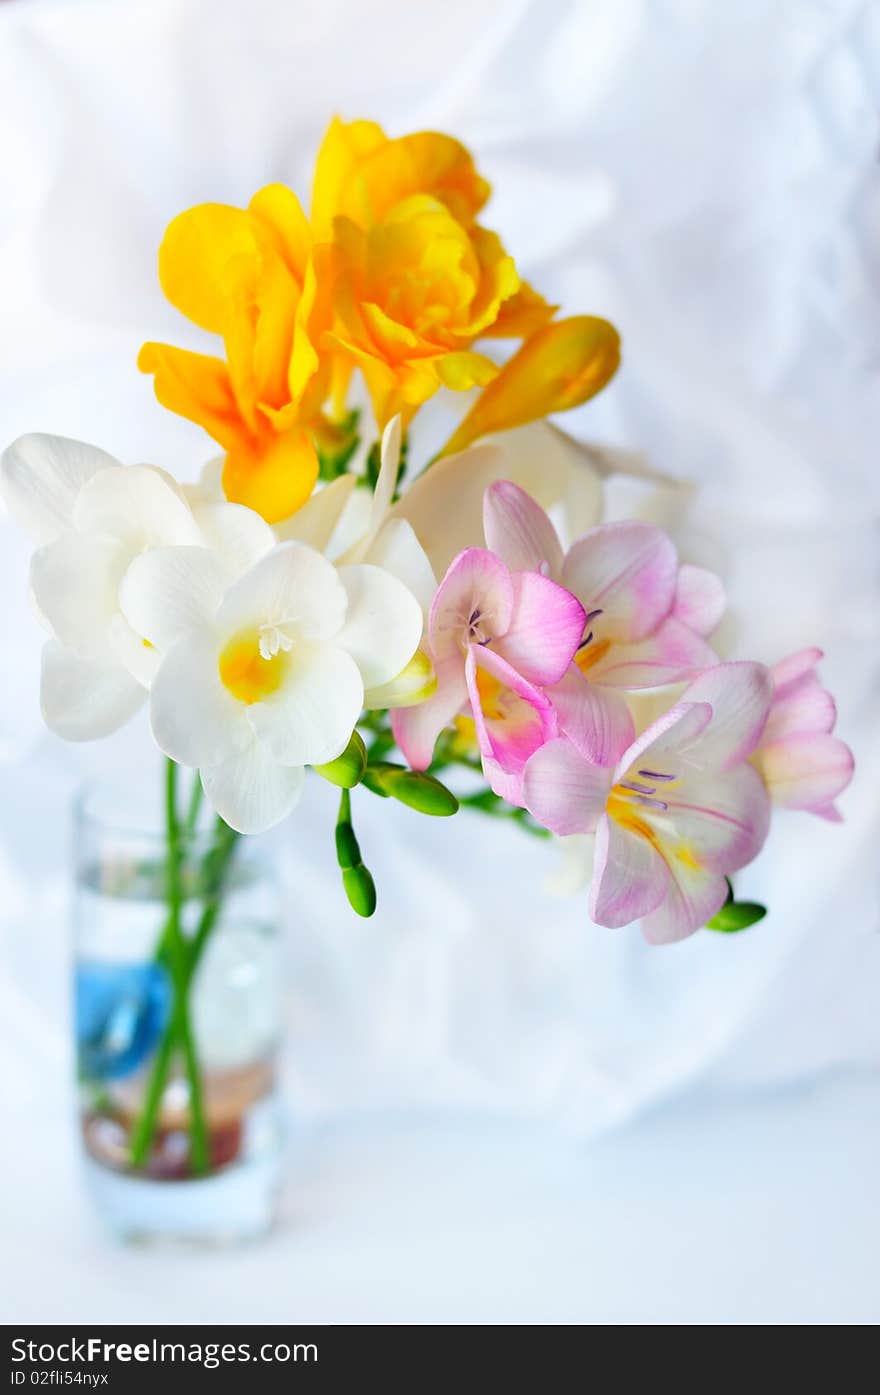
139, 184, 331, 523
312, 117, 557, 428
440, 316, 622, 456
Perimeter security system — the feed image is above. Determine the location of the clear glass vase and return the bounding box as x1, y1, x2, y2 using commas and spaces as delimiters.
73, 781, 283, 1244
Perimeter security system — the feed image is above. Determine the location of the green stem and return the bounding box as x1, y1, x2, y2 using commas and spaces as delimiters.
129, 762, 219, 1175
183, 773, 203, 837
165, 759, 209, 1175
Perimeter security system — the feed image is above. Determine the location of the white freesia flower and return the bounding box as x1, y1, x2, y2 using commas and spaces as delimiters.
121, 539, 423, 833
0, 433, 274, 740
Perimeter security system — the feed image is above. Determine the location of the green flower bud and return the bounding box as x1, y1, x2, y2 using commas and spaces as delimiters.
343, 863, 377, 918
315, 731, 368, 789
706, 901, 767, 932
385, 769, 459, 816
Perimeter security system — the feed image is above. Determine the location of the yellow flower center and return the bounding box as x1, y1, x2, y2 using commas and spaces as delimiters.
218, 631, 289, 705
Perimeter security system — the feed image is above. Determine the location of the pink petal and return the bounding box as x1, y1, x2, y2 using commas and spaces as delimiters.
590, 814, 669, 929
660, 763, 771, 875
613, 701, 714, 785
428, 547, 513, 662
586, 617, 718, 689
770, 648, 823, 698
562, 521, 678, 643
762, 674, 836, 744
481, 754, 528, 805
548, 664, 635, 767
482, 480, 564, 577
522, 737, 613, 835
682, 661, 774, 768
758, 732, 854, 812
495, 571, 586, 686
637, 764, 770, 943
640, 868, 730, 945
465, 644, 556, 783
390, 655, 467, 770
672, 564, 726, 636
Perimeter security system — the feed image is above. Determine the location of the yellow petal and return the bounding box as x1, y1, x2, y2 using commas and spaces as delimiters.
484, 279, 558, 338
441, 316, 621, 455
222, 427, 319, 524
434, 350, 499, 391
138, 342, 247, 453
311, 116, 387, 239
358, 131, 490, 226
248, 183, 311, 283
158, 204, 257, 333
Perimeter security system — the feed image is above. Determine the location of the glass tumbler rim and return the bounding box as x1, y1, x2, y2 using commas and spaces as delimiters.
74, 778, 222, 850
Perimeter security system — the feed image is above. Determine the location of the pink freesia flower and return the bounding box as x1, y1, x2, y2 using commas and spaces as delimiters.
522, 662, 774, 943
392, 546, 586, 800
483, 481, 723, 765
752, 649, 854, 821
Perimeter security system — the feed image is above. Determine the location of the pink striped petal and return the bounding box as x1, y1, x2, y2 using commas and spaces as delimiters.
465, 644, 556, 787
562, 521, 677, 643
428, 547, 513, 661
660, 764, 771, 875
390, 655, 467, 770
682, 661, 774, 768
586, 617, 717, 689
522, 737, 613, 835
496, 571, 586, 686
482, 480, 564, 577
672, 564, 726, 636
758, 732, 854, 812
548, 665, 635, 767
590, 814, 669, 929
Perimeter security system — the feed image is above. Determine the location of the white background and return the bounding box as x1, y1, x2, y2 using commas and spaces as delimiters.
0, 0, 878, 1323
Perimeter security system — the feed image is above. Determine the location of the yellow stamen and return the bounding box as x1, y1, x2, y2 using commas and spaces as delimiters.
574, 638, 610, 675
219, 632, 288, 705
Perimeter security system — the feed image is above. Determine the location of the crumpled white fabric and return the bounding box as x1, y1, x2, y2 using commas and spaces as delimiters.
0, 0, 877, 1138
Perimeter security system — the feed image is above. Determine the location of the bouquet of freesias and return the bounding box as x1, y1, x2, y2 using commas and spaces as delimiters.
2, 117, 854, 942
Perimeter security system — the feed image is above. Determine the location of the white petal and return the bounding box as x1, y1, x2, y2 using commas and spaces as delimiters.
193, 502, 275, 574
336, 563, 423, 688
109, 615, 161, 687
184, 455, 225, 507
275, 474, 356, 551
31, 533, 126, 657
73, 465, 201, 549
200, 741, 304, 834
216, 541, 348, 643
370, 414, 402, 534
1, 434, 117, 543
248, 642, 363, 767
119, 546, 230, 651
390, 443, 511, 577
150, 629, 243, 768
363, 519, 437, 614
40, 640, 144, 741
